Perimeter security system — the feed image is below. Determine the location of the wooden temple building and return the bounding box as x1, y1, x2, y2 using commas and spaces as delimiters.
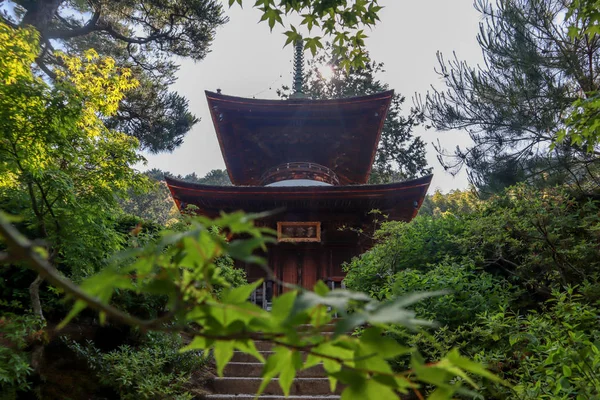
166, 46, 432, 308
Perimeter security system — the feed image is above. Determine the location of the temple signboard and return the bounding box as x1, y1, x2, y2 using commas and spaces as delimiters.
277, 222, 321, 243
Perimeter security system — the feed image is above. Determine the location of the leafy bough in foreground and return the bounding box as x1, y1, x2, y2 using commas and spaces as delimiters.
0, 212, 504, 399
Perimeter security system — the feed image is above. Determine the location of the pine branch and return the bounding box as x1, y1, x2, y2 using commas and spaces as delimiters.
47, 8, 102, 39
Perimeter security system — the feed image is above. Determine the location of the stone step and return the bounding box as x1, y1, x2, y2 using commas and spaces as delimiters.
254, 335, 334, 351
231, 350, 316, 363
205, 396, 340, 400
224, 362, 326, 378
212, 377, 341, 396
232, 351, 274, 363
255, 341, 273, 351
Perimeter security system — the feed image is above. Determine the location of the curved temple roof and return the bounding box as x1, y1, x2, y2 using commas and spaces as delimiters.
165, 175, 433, 222
206, 90, 394, 186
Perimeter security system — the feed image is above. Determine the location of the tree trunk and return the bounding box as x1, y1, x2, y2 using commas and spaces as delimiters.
20, 0, 64, 33
30, 342, 45, 373
29, 274, 45, 321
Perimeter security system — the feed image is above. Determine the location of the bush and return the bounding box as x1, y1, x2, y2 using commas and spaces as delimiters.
0, 313, 44, 399
388, 289, 600, 398
345, 185, 600, 398
391, 259, 522, 327
213, 252, 247, 298
68, 330, 207, 400
346, 184, 600, 304
461, 185, 600, 294
477, 288, 600, 399
343, 213, 469, 299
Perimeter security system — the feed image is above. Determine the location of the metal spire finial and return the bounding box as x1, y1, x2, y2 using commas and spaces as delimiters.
290, 38, 306, 99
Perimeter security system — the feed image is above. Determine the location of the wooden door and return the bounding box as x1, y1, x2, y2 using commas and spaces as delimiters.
278, 248, 321, 292
281, 251, 298, 293
301, 251, 318, 290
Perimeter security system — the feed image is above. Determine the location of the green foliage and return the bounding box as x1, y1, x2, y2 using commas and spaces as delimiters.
0, 21, 152, 327
0, 313, 44, 398
480, 289, 600, 399
252, 0, 383, 69
68, 331, 206, 400
559, 0, 600, 154
421, 0, 600, 192
213, 253, 247, 298
1, 210, 502, 399
145, 168, 232, 186
119, 180, 177, 226
419, 189, 480, 217
408, 290, 600, 399
347, 184, 600, 300
197, 169, 233, 186
392, 260, 521, 327
467, 184, 600, 292
343, 212, 469, 299
0, 21, 145, 280
3, 0, 224, 152
345, 186, 600, 398
559, 92, 600, 154
120, 169, 232, 226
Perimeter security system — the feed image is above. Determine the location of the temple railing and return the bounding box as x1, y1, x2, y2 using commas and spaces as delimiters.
260, 162, 340, 186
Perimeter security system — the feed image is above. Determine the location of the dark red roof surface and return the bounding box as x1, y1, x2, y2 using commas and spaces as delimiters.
206, 90, 394, 186
165, 175, 433, 222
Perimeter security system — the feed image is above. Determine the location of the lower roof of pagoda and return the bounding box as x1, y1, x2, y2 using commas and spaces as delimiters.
165, 175, 433, 222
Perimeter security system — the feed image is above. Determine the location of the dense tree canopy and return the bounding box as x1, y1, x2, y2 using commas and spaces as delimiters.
421, 0, 600, 192
1, 0, 225, 152
0, 21, 146, 319
157, 168, 232, 186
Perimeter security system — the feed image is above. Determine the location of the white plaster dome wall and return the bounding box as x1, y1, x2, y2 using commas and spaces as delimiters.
265, 179, 332, 187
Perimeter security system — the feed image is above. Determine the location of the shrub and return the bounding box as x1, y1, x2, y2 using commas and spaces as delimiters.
343, 213, 469, 298
461, 184, 600, 294
391, 259, 522, 327
345, 185, 600, 398
475, 288, 600, 399
68, 330, 207, 400
390, 288, 600, 398
0, 313, 44, 399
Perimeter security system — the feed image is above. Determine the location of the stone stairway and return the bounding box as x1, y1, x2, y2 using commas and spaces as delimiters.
205, 328, 341, 400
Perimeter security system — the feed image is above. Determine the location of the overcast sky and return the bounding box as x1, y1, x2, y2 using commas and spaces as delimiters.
143, 0, 484, 192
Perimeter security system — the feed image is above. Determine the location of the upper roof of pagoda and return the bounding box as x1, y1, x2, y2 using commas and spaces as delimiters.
206, 90, 394, 186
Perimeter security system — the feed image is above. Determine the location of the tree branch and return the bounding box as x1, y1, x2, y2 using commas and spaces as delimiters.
47, 7, 102, 39
100, 23, 166, 45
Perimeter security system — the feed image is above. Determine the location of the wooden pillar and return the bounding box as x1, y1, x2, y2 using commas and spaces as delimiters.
270, 247, 279, 297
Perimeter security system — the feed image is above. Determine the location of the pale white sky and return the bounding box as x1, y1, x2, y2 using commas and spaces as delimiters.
143, 0, 483, 192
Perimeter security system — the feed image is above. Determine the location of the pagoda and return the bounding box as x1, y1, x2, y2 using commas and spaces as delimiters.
166, 43, 432, 308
